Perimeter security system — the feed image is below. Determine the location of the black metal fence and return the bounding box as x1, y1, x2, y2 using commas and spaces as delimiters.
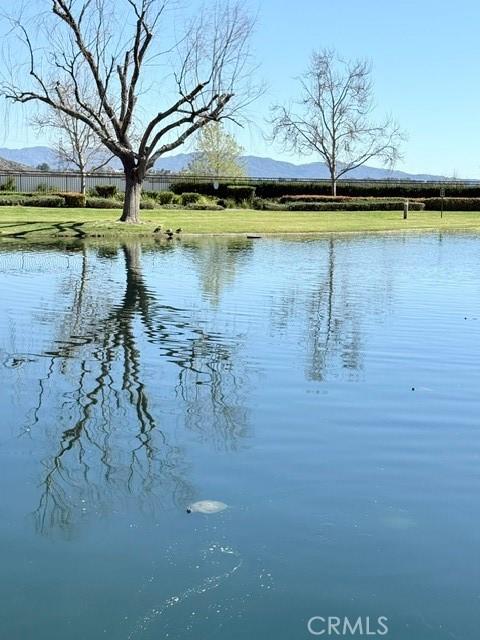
1, 169, 480, 194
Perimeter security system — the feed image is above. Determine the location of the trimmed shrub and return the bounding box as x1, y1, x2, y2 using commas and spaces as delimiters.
186, 203, 225, 211
251, 198, 287, 211
140, 198, 156, 210
422, 198, 480, 211
156, 190, 175, 205
0, 177, 16, 192
215, 198, 238, 209
257, 181, 480, 199
86, 197, 123, 209
94, 184, 118, 198
57, 192, 86, 207
226, 185, 256, 202
180, 192, 202, 206
287, 200, 425, 212
172, 181, 218, 196
27, 195, 66, 207
263, 202, 289, 211
0, 194, 26, 206
280, 195, 356, 203
141, 190, 158, 200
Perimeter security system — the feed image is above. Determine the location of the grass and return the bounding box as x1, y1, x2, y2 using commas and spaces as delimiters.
1, 206, 480, 239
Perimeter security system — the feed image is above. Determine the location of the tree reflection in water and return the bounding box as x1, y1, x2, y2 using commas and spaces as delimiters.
270, 237, 393, 382
27, 241, 251, 536
0, 235, 393, 536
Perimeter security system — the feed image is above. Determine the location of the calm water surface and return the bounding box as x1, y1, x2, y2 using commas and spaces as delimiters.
1, 234, 479, 639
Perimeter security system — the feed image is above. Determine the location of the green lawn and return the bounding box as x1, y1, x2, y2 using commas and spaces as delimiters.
1, 206, 480, 239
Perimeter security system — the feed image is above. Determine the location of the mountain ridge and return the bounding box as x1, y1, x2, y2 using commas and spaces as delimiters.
0, 146, 456, 181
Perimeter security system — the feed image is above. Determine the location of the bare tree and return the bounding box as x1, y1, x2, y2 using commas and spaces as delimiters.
270, 49, 405, 195
34, 107, 113, 195
1, 0, 257, 222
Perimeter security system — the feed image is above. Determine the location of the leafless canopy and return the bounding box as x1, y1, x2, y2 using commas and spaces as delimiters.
34, 103, 113, 192
270, 49, 405, 194
1, 0, 257, 220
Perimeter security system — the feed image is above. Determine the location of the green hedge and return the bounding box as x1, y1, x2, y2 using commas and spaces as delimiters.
259, 182, 480, 199
172, 181, 250, 199
94, 185, 118, 198
86, 197, 123, 209
156, 190, 176, 205
180, 192, 202, 206
287, 200, 425, 212
279, 195, 399, 203
0, 194, 27, 206
186, 203, 225, 210
171, 180, 480, 199
28, 196, 66, 207
252, 198, 287, 211
140, 198, 156, 210
422, 198, 480, 211
226, 185, 256, 202
57, 192, 86, 207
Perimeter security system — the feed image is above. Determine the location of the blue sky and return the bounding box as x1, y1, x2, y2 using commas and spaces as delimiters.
2, 0, 480, 177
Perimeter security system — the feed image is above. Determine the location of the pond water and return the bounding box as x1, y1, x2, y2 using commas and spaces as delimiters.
1, 233, 479, 639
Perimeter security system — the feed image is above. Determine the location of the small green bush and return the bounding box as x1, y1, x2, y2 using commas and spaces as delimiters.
0, 194, 26, 206
27, 195, 66, 207
94, 184, 118, 198
0, 177, 16, 192
57, 192, 86, 207
140, 198, 156, 210
86, 197, 123, 209
180, 192, 202, 206
422, 198, 480, 211
252, 197, 288, 211
156, 191, 175, 205
214, 198, 237, 208
226, 185, 256, 202
141, 191, 158, 200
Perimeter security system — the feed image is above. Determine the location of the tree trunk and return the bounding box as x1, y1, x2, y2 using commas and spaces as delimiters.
80, 170, 86, 196
120, 172, 142, 223
330, 164, 337, 196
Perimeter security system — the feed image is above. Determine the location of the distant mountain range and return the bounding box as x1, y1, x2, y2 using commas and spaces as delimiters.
0, 146, 454, 181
